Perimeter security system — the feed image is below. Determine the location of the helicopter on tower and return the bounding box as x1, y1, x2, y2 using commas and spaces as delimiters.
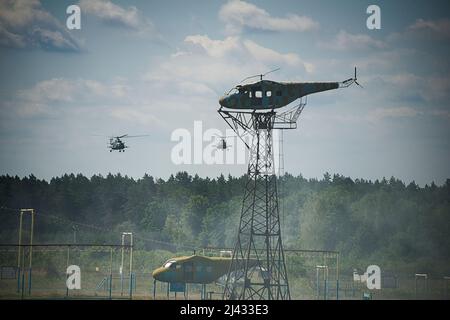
219, 67, 361, 110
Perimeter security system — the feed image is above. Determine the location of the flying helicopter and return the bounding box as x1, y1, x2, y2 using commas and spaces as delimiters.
106, 134, 149, 152
214, 135, 234, 150
218, 67, 361, 110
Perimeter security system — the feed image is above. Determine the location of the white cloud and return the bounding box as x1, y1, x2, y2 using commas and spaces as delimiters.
408, 18, 450, 39
321, 30, 386, 51
188, 34, 310, 73
373, 73, 450, 103
243, 39, 313, 71
79, 0, 155, 34
184, 35, 241, 58
219, 0, 318, 35
0, 0, 82, 51
137, 34, 315, 131
368, 107, 422, 122
13, 78, 131, 117
110, 108, 165, 127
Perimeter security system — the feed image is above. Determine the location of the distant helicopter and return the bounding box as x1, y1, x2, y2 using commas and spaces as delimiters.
219, 67, 361, 110
214, 135, 233, 150
107, 134, 149, 152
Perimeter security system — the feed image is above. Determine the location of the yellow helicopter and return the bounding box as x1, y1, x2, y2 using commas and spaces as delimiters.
152, 254, 258, 285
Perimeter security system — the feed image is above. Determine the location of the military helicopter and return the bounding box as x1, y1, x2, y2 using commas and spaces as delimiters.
219, 67, 361, 110
214, 135, 233, 150
107, 134, 149, 152
152, 254, 258, 285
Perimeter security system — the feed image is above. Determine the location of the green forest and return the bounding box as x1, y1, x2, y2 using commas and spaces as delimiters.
0, 172, 449, 276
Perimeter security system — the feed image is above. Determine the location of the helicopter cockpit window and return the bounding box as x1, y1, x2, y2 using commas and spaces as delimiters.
230, 88, 239, 95
164, 260, 177, 269
266, 91, 272, 97
248, 91, 252, 98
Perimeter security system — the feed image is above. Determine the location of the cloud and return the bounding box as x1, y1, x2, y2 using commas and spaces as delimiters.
79, 0, 155, 34
143, 34, 314, 109
110, 108, 166, 127
0, 0, 82, 52
408, 18, 450, 39
184, 35, 241, 58
136, 34, 316, 131
219, 0, 318, 35
368, 107, 422, 122
13, 78, 131, 117
185, 34, 311, 72
321, 30, 386, 51
243, 39, 314, 71
367, 106, 450, 124
387, 74, 450, 103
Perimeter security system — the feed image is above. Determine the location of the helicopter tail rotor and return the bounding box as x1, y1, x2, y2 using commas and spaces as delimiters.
353, 67, 363, 88
341, 66, 363, 88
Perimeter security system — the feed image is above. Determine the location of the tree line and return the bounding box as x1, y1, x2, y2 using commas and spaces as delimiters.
0, 172, 449, 275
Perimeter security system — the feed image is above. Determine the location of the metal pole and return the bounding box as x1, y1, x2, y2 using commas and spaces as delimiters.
17, 211, 23, 268
129, 273, 133, 299
21, 247, 25, 298
28, 210, 34, 295
316, 267, 319, 299
17, 211, 23, 293
109, 247, 113, 299
129, 233, 133, 299
323, 254, 327, 300
21, 271, 25, 299
66, 246, 70, 297
336, 253, 340, 300
120, 234, 124, 296
29, 210, 34, 268
324, 266, 328, 301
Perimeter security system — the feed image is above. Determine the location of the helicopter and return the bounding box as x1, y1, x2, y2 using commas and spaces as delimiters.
152, 254, 258, 285
219, 67, 361, 110
107, 134, 149, 152
214, 134, 233, 150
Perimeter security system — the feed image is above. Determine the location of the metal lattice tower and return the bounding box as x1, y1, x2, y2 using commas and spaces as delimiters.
219, 110, 291, 300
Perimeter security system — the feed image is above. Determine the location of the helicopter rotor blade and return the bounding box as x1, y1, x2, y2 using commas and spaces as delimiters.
239, 67, 281, 84
239, 74, 261, 84
355, 80, 364, 88
121, 134, 150, 138
263, 67, 281, 77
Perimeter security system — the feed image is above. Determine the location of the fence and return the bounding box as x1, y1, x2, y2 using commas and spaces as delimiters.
1, 244, 449, 300
0, 244, 137, 299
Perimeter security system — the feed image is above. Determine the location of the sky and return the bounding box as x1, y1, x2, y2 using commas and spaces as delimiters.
0, 0, 449, 186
